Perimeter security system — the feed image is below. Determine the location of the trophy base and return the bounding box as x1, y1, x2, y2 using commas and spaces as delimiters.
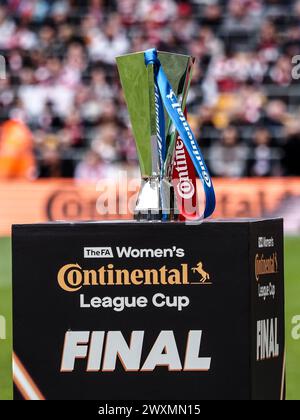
12, 218, 285, 400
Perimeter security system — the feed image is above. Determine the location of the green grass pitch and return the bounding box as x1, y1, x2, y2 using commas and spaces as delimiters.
0, 236, 299, 400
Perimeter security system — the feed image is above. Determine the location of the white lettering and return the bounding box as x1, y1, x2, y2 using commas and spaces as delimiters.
61, 330, 211, 373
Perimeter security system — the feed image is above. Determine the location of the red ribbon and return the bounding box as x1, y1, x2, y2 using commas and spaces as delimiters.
172, 109, 198, 220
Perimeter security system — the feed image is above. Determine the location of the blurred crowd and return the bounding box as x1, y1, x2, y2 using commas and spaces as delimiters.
0, 0, 300, 181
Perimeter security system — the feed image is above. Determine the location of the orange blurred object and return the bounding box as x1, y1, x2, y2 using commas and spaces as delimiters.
0, 120, 36, 180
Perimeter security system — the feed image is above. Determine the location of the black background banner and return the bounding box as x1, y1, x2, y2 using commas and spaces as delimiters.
12, 219, 284, 400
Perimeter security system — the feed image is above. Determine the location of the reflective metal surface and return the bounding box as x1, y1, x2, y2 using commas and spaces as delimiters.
116, 51, 194, 220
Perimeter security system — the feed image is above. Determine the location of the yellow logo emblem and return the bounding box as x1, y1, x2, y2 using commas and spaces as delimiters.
191, 262, 212, 285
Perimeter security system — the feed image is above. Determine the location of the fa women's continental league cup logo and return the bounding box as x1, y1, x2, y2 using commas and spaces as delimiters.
255, 253, 278, 281
57, 260, 212, 292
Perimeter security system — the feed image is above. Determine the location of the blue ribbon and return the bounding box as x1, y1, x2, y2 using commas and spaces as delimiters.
145, 48, 216, 219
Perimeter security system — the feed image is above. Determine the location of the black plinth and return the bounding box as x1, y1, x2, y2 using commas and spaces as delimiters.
12, 219, 285, 400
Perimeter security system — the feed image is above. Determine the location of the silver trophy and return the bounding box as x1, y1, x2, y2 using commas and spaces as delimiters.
116, 51, 195, 221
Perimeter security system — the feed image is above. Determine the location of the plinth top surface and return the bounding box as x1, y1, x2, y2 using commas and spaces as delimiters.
12, 218, 283, 230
